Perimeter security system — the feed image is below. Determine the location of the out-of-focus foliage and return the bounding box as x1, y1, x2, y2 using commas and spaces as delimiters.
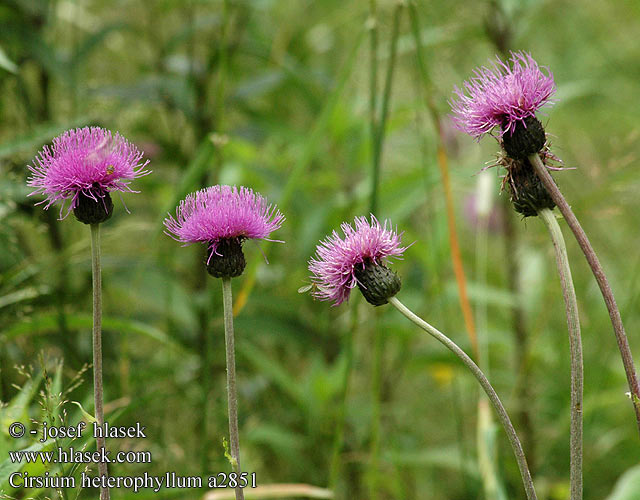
1, 0, 640, 499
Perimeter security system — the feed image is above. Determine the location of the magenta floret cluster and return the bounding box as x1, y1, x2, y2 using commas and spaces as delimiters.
308, 215, 407, 306
27, 127, 150, 217
450, 51, 556, 138
163, 185, 284, 257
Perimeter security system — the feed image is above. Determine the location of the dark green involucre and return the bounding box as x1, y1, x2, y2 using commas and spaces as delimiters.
354, 259, 402, 306
207, 238, 246, 278
502, 116, 546, 160
508, 158, 556, 217
73, 192, 114, 225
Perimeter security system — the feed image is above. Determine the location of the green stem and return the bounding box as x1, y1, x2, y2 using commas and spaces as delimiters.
368, 0, 379, 215
369, 320, 384, 500
370, 2, 403, 216
503, 199, 535, 468
475, 188, 506, 500
329, 301, 358, 491
367, 0, 382, 483
367, 6, 403, 498
221, 277, 245, 500
529, 153, 640, 435
90, 223, 110, 500
388, 296, 537, 500
538, 207, 583, 500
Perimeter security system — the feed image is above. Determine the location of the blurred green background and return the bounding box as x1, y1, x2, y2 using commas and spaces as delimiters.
1, 0, 640, 499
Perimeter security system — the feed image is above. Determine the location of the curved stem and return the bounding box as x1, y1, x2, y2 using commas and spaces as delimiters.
90, 223, 110, 500
388, 296, 537, 500
538, 208, 583, 500
530, 153, 640, 435
221, 277, 245, 500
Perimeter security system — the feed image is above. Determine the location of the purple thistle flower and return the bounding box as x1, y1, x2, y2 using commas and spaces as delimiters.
450, 51, 556, 139
163, 185, 284, 262
27, 127, 151, 218
308, 215, 408, 306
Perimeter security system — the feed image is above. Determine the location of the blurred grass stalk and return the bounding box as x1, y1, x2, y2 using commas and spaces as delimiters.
202, 483, 333, 499
537, 207, 583, 500
328, 300, 358, 493
234, 28, 366, 316
484, 0, 536, 469
409, 2, 508, 498
474, 172, 508, 500
530, 154, 640, 436
367, 2, 403, 499
407, 0, 478, 355
198, 0, 234, 475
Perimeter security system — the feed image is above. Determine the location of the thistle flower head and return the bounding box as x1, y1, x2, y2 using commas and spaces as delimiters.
450, 51, 555, 139
308, 215, 407, 306
164, 185, 284, 276
27, 127, 150, 219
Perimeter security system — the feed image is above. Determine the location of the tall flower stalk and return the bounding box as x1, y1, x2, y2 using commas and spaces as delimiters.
27, 127, 151, 500
164, 185, 284, 500
90, 223, 109, 497
529, 153, 640, 431
537, 207, 583, 500
502, 155, 584, 499
449, 51, 588, 499
221, 276, 242, 485
450, 47, 640, 432
308, 216, 537, 500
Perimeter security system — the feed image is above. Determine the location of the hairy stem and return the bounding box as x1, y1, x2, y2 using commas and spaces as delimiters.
221, 277, 245, 500
538, 208, 583, 500
530, 153, 640, 435
388, 296, 537, 500
90, 223, 110, 500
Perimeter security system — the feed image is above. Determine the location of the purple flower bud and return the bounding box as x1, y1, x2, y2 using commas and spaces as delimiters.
450, 52, 555, 141
308, 216, 408, 306
164, 185, 284, 277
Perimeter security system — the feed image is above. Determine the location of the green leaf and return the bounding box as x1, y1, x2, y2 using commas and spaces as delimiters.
607, 465, 640, 500
71, 23, 127, 69
0, 441, 49, 488
154, 137, 215, 236
1, 374, 43, 426
70, 401, 97, 423
1, 313, 186, 352
0, 286, 50, 310
384, 446, 479, 477
0, 118, 92, 159
278, 28, 365, 210
0, 46, 18, 74
238, 341, 307, 407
